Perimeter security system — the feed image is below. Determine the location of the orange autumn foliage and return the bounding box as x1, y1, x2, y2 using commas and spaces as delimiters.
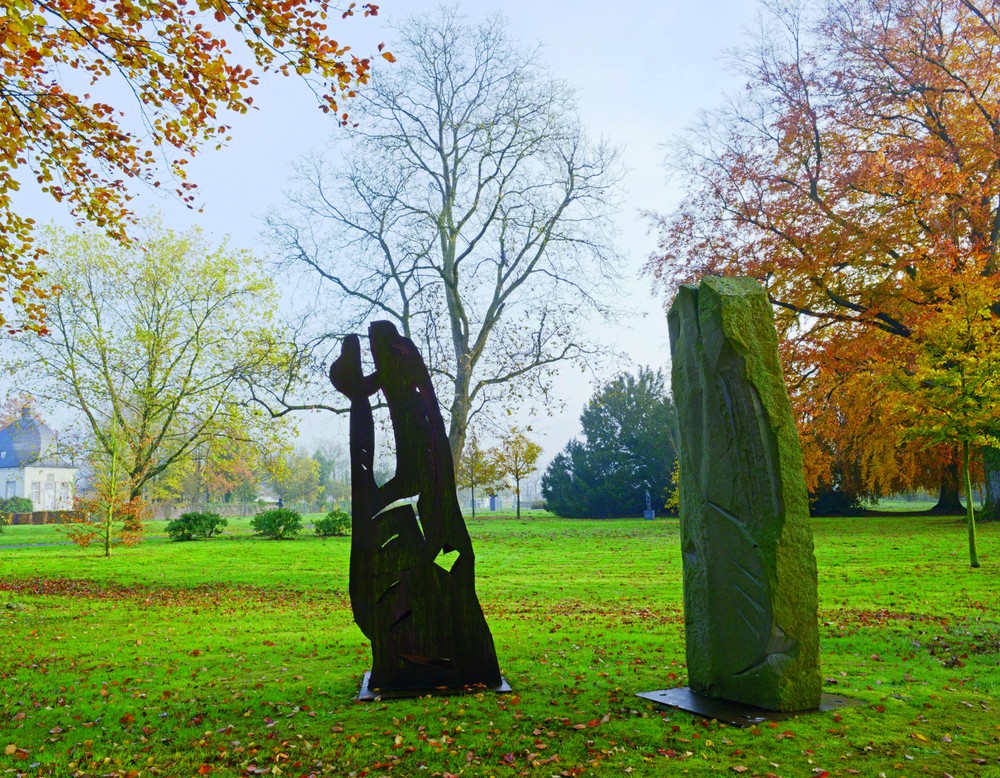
63, 495, 145, 551
648, 0, 1000, 499
0, 0, 380, 334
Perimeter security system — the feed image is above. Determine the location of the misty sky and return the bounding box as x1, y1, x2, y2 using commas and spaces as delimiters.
16, 0, 763, 464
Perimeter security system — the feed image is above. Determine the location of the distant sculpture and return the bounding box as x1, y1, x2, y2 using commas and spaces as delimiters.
330, 321, 502, 694
667, 277, 820, 712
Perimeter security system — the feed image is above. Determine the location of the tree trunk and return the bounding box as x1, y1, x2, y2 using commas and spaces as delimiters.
962, 441, 980, 568
447, 365, 472, 472
929, 461, 964, 514
979, 446, 1000, 522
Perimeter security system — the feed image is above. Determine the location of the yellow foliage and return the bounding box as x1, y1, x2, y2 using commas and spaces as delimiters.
0, 0, 381, 333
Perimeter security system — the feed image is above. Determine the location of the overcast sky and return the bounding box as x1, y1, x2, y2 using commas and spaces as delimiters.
18, 0, 763, 462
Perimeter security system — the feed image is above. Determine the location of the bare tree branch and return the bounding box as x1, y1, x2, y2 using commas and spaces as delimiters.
267, 9, 623, 466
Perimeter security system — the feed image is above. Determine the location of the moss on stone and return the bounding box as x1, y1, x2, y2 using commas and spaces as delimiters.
668, 277, 820, 712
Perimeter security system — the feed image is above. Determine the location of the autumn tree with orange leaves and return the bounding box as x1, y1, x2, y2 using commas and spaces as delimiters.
0, 0, 385, 334
648, 0, 1000, 524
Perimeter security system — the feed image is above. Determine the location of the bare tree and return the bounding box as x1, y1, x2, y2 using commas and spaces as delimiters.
267, 8, 622, 466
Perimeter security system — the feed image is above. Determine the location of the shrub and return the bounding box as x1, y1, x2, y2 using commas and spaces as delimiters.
0, 497, 33, 514
251, 508, 302, 540
315, 509, 351, 537
165, 512, 228, 541
60, 515, 100, 548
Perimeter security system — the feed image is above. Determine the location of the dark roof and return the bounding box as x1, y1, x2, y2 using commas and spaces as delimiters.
0, 409, 72, 468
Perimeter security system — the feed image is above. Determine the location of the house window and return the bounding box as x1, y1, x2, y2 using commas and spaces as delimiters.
31, 482, 40, 503
59, 482, 70, 506
5, 480, 13, 499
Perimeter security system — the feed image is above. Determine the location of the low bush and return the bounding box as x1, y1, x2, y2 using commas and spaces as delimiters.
165, 512, 228, 541
315, 509, 351, 537
0, 497, 33, 514
251, 508, 302, 540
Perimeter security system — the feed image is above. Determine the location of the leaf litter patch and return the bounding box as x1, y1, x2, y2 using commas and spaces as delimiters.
0, 578, 348, 611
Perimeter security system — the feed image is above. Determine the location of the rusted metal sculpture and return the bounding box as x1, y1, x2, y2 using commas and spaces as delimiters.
330, 321, 503, 696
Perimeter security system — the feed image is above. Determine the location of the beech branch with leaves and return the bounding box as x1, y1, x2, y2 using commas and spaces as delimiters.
0, 0, 384, 334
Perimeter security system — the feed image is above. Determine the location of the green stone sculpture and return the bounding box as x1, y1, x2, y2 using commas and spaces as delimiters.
667, 277, 821, 712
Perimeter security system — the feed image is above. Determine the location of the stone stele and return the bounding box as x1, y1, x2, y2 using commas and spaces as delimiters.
667, 276, 821, 712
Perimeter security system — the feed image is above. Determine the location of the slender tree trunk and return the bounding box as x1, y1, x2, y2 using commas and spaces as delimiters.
979, 446, 1000, 522
930, 461, 964, 514
515, 475, 521, 521
447, 368, 472, 470
470, 481, 476, 518
962, 441, 980, 569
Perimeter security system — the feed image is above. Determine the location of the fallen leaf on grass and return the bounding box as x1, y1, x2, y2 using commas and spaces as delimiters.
731, 767, 748, 773
6, 746, 29, 761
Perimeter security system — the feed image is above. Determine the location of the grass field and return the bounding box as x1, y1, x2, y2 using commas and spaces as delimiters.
1, 514, 998, 777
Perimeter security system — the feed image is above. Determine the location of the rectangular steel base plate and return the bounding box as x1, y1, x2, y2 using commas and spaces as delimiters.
357, 671, 512, 701
636, 687, 862, 727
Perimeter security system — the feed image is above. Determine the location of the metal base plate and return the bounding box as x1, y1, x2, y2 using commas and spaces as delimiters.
636, 687, 862, 727
357, 671, 512, 701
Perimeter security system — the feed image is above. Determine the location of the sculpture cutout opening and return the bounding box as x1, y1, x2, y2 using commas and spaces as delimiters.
330, 321, 503, 696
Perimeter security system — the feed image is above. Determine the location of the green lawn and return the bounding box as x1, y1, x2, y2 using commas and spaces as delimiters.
1, 515, 997, 777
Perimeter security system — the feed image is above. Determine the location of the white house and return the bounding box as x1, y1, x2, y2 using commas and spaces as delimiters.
0, 409, 77, 511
